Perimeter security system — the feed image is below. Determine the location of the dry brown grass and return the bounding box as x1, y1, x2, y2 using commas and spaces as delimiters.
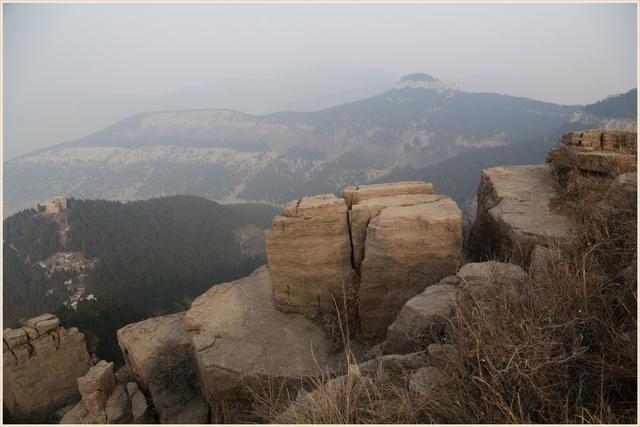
424, 165, 636, 423
253, 156, 636, 424
251, 349, 452, 424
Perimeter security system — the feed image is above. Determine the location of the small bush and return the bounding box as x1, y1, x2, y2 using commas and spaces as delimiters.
147, 340, 198, 402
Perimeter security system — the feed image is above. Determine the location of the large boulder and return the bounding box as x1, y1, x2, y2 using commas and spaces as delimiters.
343, 181, 434, 208
266, 194, 356, 318
359, 197, 462, 339
183, 265, 342, 422
116, 312, 190, 384
469, 165, 572, 265
3, 315, 92, 423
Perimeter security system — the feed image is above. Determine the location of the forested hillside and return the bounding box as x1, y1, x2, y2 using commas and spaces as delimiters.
3, 196, 279, 362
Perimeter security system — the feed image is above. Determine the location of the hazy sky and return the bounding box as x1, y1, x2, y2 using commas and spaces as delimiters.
4, 2, 637, 159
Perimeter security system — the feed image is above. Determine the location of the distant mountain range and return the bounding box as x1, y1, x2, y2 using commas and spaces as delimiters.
4, 60, 399, 160
4, 75, 636, 216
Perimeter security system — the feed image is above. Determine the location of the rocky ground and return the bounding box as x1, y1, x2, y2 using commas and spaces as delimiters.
3, 129, 636, 424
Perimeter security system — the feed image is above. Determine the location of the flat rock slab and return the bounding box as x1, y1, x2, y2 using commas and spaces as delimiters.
343, 181, 434, 208
359, 197, 462, 339
183, 265, 341, 411
470, 165, 572, 265
266, 194, 355, 317
117, 312, 190, 384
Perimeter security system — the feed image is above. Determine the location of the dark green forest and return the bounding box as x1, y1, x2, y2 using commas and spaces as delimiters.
4, 196, 278, 363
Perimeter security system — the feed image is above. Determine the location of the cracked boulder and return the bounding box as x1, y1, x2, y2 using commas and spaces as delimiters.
183, 265, 342, 422
358, 195, 462, 339
3, 315, 91, 423
266, 194, 356, 318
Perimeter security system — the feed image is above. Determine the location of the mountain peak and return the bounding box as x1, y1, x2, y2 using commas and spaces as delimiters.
395, 73, 458, 92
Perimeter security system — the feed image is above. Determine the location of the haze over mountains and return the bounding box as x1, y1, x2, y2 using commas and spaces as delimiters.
4, 60, 399, 160
4, 72, 636, 217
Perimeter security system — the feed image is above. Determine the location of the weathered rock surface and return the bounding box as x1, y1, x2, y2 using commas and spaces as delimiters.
408, 366, 447, 397
127, 382, 151, 423
601, 172, 637, 211
359, 197, 462, 339
343, 181, 434, 208
266, 194, 356, 317
383, 283, 460, 354
456, 261, 528, 303
561, 129, 637, 153
183, 265, 341, 422
469, 165, 572, 265
3, 315, 91, 423
60, 360, 125, 424
117, 312, 190, 384
529, 244, 555, 283
349, 193, 449, 269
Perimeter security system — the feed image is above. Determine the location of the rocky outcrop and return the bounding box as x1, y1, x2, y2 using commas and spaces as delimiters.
343, 181, 434, 208
117, 312, 190, 384
3, 314, 92, 423
183, 265, 342, 422
265, 182, 461, 339
469, 165, 572, 265
60, 360, 153, 424
358, 196, 462, 339
266, 194, 356, 318
383, 262, 527, 354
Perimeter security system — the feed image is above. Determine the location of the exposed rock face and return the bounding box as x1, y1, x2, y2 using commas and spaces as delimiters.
408, 366, 447, 397
383, 282, 460, 354
343, 181, 434, 208
3, 314, 91, 423
60, 360, 152, 424
349, 193, 448, 269
183, 266, 341, 422
383, 262, 527, 355
43, 196, 68, 214
560, 129, 636, 153
266, 194, 356, 318
601, 172, 637, 211
117, 312, 190, 383
358, 197, 462, 339
469, 165, 572, 265
456, 261, 528, 304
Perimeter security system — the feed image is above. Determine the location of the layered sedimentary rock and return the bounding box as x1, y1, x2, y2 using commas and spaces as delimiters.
358, 196, 462, 339
469, 165, 572, 265
548, 130, 637, 175
3, 314, 92, 423
117, 312, 190, 383
266, 194, 356, 317
183, 266, 342, 422
343, 181, 434, 208
349, 193, 448, 269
